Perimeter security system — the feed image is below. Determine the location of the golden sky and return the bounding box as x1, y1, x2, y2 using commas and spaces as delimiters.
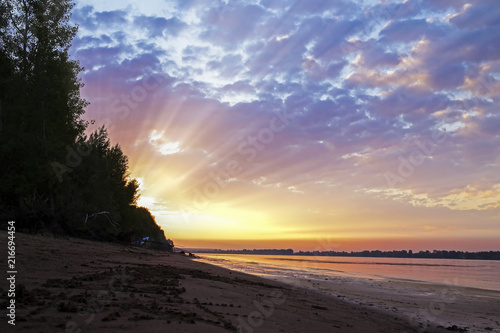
73, 0, 500, 251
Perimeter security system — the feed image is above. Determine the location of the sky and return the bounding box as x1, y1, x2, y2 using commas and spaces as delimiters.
70, 0, 500, 251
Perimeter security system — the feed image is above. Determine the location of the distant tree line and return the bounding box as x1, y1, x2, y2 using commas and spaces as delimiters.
192, 249, 294, 255
0, 0, 171, 249
193, 249, 500, 260
294, 250, 500, 260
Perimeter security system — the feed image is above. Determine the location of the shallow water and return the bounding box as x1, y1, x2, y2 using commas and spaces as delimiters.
196, 254, 500, 291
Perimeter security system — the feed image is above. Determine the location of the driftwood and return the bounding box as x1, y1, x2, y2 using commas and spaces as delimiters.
84, 211, 119, 229
84, 211, 120, 240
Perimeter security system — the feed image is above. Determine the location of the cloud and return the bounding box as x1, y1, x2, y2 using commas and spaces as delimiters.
73, 6, 130, 30
366, 184, 500, 211
206, 54, 244, 78
261, 0, 354, 14
71, 0, 500, 242
427, 62, 465, 90
95, 10, 129, 27
358, 43, 400, 68
380, 19, 441, 42
199, 3, 268, 49
449, 1, 500, 30
423, 0, 467, 10
134, 15, 187, 38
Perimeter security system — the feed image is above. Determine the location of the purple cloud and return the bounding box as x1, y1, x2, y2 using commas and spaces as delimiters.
380, 19, 441, 42
134, 15, 187, 38
69, 0, 500, 231
450, 1, 500, 29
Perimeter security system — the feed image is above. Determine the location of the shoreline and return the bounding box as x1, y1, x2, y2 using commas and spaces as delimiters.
195, 253, 500, 292
188, 252, 500, 262
0, 231, 494, 332
196, 255, 500, 332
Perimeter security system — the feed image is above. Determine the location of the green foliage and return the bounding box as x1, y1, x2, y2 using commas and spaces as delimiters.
0, 0, 86, 203
0, 1, 171, 249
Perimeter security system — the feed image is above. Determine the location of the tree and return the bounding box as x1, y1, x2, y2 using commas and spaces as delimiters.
53, 126, 167, 245
0, 0, 87, 229
56, 127, 137, 221
0, 1, 170, 250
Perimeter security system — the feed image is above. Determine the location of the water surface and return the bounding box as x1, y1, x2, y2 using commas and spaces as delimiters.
196, 254, 500, 291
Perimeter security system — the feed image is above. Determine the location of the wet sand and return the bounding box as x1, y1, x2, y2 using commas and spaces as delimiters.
272, 275, 500, 333
0, 231, 492, 332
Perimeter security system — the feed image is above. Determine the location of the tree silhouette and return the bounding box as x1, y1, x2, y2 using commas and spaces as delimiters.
0, 0, 171, 248
1, 0, 86, 224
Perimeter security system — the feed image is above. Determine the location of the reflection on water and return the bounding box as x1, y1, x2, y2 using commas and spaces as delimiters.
196, 254, 500, 291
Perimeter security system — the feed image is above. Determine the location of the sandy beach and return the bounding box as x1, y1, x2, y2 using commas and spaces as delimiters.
1, 231, 497, 333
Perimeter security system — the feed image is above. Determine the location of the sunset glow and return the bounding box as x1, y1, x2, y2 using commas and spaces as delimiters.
71, 0, 500, 251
